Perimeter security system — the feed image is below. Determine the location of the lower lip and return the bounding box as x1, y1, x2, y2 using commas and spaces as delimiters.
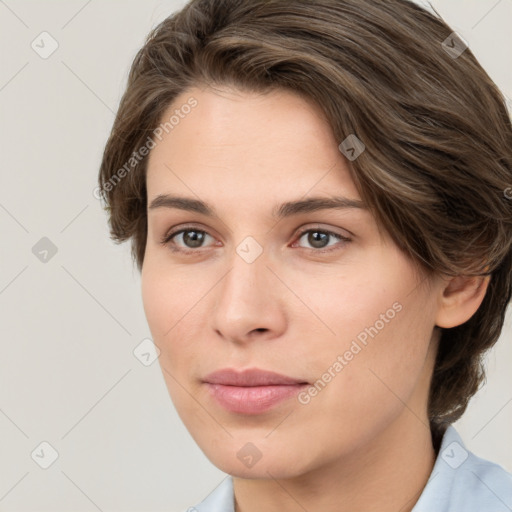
205, 383, 308, 414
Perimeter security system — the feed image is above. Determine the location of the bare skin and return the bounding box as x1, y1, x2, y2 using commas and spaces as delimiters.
141, 84, 489, 512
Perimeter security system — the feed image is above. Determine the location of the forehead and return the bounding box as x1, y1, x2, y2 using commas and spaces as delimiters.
146, 85, 361, 207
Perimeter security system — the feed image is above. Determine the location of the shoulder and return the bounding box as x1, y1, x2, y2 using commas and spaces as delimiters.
413, 425, 512, 512
453, 443, 512, 510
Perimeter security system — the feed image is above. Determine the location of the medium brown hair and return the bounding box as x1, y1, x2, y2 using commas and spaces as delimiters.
98, 0, 512, 434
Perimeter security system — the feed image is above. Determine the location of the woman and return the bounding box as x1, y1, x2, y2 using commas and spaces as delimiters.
98, 0, 512, 510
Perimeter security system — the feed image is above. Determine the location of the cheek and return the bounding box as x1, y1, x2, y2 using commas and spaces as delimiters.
299, 260, 434, 424
288, 262, 400, 345
141, 254, 197, 338
141, 261, 208, 372
291, 311, 432, 468
141, 266, 202, 415
141, 268, 171, 339
323, 297, 432, 420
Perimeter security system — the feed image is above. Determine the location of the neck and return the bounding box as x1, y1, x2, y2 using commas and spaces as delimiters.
233, 412, 436, 512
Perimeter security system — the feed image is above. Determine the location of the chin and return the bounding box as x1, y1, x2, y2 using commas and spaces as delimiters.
198, 437, 312, 480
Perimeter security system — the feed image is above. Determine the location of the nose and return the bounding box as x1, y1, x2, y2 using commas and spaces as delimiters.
210, 246, 288, 345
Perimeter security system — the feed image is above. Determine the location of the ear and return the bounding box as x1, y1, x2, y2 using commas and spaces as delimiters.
435, 273, 491, 328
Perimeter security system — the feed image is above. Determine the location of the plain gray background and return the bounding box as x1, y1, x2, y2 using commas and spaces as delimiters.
0, 0, 511, 510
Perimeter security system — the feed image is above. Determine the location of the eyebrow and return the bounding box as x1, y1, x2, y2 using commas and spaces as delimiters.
148, 194, 367, 218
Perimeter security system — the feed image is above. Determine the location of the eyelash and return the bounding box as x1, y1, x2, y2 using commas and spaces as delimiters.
159, 225, 351, 255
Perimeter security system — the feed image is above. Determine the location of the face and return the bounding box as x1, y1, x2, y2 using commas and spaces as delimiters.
141, 84, 441, 479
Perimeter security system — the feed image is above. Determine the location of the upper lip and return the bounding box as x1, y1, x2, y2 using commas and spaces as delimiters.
203, 368, 308, 386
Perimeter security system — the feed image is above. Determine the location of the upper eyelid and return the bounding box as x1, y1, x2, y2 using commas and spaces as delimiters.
163, 224, 215, 241
164, 223, 348, 237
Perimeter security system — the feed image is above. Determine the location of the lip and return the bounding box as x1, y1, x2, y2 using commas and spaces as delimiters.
203, 368, 309, 414
203, 368, 308, 386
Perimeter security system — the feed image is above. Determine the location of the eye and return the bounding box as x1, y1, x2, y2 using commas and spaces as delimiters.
160, 225, 352, 255
293, 228, 351, 253
160, 227, 215, 253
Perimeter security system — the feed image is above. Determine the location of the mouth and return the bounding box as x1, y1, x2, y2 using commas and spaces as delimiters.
202, 368, 310, 415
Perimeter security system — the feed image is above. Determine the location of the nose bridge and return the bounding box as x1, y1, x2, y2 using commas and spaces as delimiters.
218, 242, 270, 315
211, 240, 284, 341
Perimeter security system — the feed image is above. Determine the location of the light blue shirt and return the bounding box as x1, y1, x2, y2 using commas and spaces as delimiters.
188, 425, 512, 511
